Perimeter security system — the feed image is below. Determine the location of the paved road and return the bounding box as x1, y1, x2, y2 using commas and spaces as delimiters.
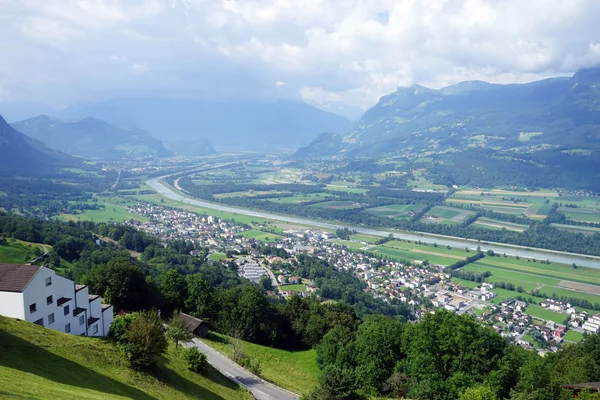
187, 338, 298, 400
147, 176, 600, 269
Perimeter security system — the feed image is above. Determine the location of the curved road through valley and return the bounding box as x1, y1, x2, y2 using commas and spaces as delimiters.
147, 176, 600, 269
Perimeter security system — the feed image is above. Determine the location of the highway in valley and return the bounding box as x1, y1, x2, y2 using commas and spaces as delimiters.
147, 175, 600, 269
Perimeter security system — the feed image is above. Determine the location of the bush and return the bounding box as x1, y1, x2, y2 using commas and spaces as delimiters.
108, 313, 135, 345
123, 310, 167, 369
184, 347, 208, 373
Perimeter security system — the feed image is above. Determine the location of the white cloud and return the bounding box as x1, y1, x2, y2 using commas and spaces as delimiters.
1, 0, 600, 115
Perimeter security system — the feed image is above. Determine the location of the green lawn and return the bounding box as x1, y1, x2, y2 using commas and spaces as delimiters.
561, 208, 600, 224
208, 253, 228, 261
525, 305, 567, 324
201, 332, 319, 395
365, 203, 425, 219
564, 330, 584, 342
60, 202, 147, 224
310, 200, 363, 210
0, 316, 251, 400
279, 284, 306, 292
240, 230, 283, 242
325, 184, 368, 194
268, 193, 335, 204
0, 241, 36, 263
370, 241, 468, 266
349, 234, 380, 243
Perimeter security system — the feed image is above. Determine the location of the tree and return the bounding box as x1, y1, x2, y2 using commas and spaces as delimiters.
159, 269, 187, 315
185, 274, 216, 320
123, 310, 167, 369
184, 347, 207, 372
166, 312, 192, 348
102, 287, 112, 305
459, 386, 497, 400
259, 275, 273, 291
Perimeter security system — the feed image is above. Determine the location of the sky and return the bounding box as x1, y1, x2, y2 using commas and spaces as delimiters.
1, 0, 600, 119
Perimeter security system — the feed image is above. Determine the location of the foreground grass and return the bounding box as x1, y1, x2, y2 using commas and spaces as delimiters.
0, 239, 47, 263
0, 316, 251, 400
201, 332, 320, 395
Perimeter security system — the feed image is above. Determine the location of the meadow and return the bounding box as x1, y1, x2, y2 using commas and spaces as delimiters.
240, 230, 283, 242
310, 200, 363, 210
268, 192, 336, 204
370, 240, 469, 266
365, 203, 425, 219
0, 239, 47, 264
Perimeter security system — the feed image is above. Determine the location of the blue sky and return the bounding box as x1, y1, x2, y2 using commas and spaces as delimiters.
1, 0, 600, 118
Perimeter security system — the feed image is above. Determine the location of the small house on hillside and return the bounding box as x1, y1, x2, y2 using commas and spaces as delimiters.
180, 312, 210, 338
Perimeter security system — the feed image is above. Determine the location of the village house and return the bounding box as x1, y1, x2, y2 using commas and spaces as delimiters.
0, 264, 113, 336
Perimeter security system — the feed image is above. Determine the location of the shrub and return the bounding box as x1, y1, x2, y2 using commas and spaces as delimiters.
123, 310, 167, 369
184, 347, 208, 373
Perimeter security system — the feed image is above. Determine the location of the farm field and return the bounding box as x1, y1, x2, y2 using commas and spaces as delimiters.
310, 200, 363, 210
560, 207, 600, 223
550, 223, 600, 235
201, 332, 319, 395
365, 203, 425, 219
240, 230, 283, 242
454, 189, 560, 198
564, 330, 584, 342
334, 240, 367, 250
371, 240, 469, 266
325, 184, 368, 194
268, 193, 335, 204
472, 217, 529, 232
349, 234, 380, 243
214, 190, 291, 199
421, 206, 474, 225
60, 206, 147, 224
208, 253, 228, 261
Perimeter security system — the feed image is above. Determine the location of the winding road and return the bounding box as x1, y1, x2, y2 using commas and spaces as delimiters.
187, 339, 298, 400
147, 176, 600, 269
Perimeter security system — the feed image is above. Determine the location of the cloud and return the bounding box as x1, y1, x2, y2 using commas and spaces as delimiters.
1, 0, 600, 116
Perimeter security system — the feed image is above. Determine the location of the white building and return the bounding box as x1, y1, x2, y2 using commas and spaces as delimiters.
0, 264, 113, 336
583, 314, 600, 334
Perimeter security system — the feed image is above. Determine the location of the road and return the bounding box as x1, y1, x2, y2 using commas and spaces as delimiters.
147, 176, 600, 269
188, 339, 298, 400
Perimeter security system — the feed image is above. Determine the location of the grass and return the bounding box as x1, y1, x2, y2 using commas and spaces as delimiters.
310, 200, 363, 210
268, 193, 336, 204
365, 204, 425, 219
564, 330, 584, 342
279, 284, 306, 292
59, 200, 148, 224
0, 316, 252, 400
561, 208, 600, 224
525, 304, 567, 324
208, 253, 228, 261
201, 332, 319, 395
472, 217, 529, 232
370, 240, 468, 266
0, 240, 40, 263
349, 234, 380, 243
240, 230, 283, 242
518, 132, 544, 142
325, 184, 368, 194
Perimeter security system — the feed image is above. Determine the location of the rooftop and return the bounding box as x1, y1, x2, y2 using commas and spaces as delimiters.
0, 264, 41, 293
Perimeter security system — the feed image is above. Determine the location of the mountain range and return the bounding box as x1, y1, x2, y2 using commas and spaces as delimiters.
54, 98, 353, 152
297, 68, 600, 158
0, 115, 75, 173
11, 115, 173, 160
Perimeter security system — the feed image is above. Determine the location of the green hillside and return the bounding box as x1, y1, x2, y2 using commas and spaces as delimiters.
0, 316, 251, 400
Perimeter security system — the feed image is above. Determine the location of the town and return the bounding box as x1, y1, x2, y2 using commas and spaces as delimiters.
125, 201, 600, 355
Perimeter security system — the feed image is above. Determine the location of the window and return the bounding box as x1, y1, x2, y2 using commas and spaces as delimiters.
29, 303, 37, 313
79, 315, 85, 326
48, 313, 55, 324
93, 325, 99, 334
63, 305, 70, 316
46, 295, 53, 305
65, 323, 71, 333
45, 277, 52, 287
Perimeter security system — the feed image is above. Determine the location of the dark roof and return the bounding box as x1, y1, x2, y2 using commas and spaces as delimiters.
180, 313, 209, 333
75, 285, 87, 292
88, 317, 100, 326
101, 304, 112, 312
88, 294, 100, 302
73, 307, 86, 316
57, 297, 71, 306
0, 264, 41, 293
562, 382, 600, 391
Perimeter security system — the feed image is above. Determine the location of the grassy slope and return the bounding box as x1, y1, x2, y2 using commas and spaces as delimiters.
201, 332, 319, 395
0, 239, 48, 264
0, 316, 251, 400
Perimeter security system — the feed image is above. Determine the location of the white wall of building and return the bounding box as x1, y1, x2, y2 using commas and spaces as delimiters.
0, 291, 25, 319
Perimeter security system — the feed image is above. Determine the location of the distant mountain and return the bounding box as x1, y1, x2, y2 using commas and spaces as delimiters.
304, 68, 600, 157
12, 115, 173, 160
166, 138, 216, 157
54, 98, 352, 152
0, 115, 75, 172
293, 132, 344, 158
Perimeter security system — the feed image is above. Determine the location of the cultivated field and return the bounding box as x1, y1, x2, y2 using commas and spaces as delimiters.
370, 240, 469, 266
268, 193, 336, 204
310, 200, 363, 210
472, 217, 529, 232
240, 230, 283, 242
365, 203, 425, 219
421, 206, 475, 225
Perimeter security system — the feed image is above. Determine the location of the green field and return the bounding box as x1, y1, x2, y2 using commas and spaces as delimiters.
310, 200, 363, 210
525, 304, 566, 324
214, 190, 292, 199
564, 330, 584, 342
550, 223, 600, 235
240, 230, 283, 242
472, 217, 529, 232
422, 206, 474, 224
279, 284, 306, 292
0, 316, 251, 400
208, 253, 228, 261
201, 332, 319, 395
370, 240, 468, 266
349, 234, 380, 243
268, 193, 336, 204
325, 184, 368, 194
0, 240, 47, 264
560, 208, 600, 224
365, 203, 425, 219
